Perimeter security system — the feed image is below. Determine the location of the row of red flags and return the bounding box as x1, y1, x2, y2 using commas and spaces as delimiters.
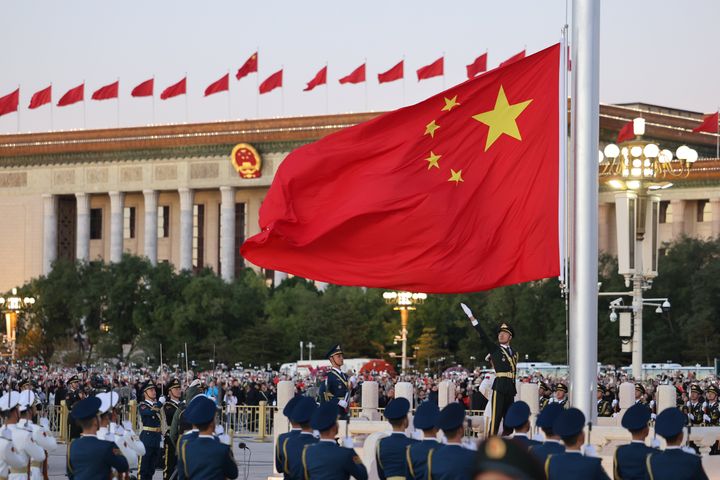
0, 50, 524, 118
615, 112, 719, 142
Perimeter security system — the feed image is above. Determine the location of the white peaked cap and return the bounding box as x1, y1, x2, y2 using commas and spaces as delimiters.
18, 390, 35, 412
0, 391, 20, 412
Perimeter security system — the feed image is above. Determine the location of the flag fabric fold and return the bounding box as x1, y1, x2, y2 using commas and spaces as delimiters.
0, 89, 20, 117
378, 61, 404, 84
57, 83, 84, 107
236, 52, 258, 80
304, 66, 327, 92
466, 53, 488, 79
241, 44, 561, 293
339, 64, 366, 84
204, 73, 230, 96
259, 70, 283, 94
417, 57, 444, 81
693, 112, 719, 133
617, 120, 634, 143
131, 79, 154, 97
92, 81, 119, 101
499, 50, 526, 68
160, 77, 187, 100
29, 85, 52, 109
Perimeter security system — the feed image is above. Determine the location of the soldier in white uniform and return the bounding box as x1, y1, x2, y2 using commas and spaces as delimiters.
97, 391, 134, 479
9, 391, 45, 480
18, 390, 51, 480
0, 392, 28, 480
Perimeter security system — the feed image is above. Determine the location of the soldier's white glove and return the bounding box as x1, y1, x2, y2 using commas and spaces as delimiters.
681, 446, 697, 455
218, 433, 231, 445
338, 400, 348, 409
702, 402, 708, 409
532, 433, 544, 442
342, 437, 354, 448
159, 396, 166, 404
612, 412, 619, 418
611, 399, 618, 408
462, 437, 478, 451
39, 418, 50, 429
687, 413, 694, 422
651, 413, 656, 420
115, 426, 125, 436
215, 425, 225, 435
704, 414, 712, 423
159, 438, 164, 449
581, 444, 598, 457
651, 437, 661, 449
649, 400, 655, 409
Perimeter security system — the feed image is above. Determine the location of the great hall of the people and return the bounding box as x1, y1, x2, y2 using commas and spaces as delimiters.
0, 103, 719, 291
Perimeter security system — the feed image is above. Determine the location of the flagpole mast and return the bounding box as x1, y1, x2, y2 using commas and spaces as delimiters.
16, 84, 20, 133
281, 64, 285, 116
402, 55, 406, 106
50, 83, 54, 131
442, 52, 446, 90
325, 62, 329, 115
184, 72, 189, 124
364, 58, 368, 112
256, 47, 260, 118
716, 107, 719, 159
152, 76, 156, 125
116, 77, 120, 128
227, 69, 232, 120
83, 80, 87, 129
570, 0, 600, 423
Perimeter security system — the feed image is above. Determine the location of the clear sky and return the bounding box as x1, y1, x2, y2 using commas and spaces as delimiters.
1, 0, 718, 134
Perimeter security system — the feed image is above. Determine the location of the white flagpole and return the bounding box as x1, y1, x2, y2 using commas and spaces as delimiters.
152, 76, 156, 125
116, 77, 120, 128
82, 80, 87, 129
570, 0, 600, 422
227, 70, 232, 120
256, 47, 260, 118
16, 84, 20, 133
364, 58, 368, 111
325, 62, 329, 115
558, 27, 569, 291
50, 83, 54, 131
402, 55, 406, 106
716, 107, 719, 158
184, 73, 189, 123
442, 52, 446, 90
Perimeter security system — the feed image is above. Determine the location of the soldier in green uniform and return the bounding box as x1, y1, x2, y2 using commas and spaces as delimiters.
596, 384, 612, 417
553, 383, 569, 409
538, 381, 551, 411
685, 384, 704, 426
162, 378, 183, 480
705, 385, 720, 455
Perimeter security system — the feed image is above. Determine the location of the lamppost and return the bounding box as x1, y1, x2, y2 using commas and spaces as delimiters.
307, 341, 315, 361
599, 117, 697, 379
383, 291, 427, 374
0, 288, 36, 361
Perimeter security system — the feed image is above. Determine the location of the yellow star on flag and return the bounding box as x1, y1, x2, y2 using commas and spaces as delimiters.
472, 85, 532, 151
448, 169, 464, 185
424, 120, 440, 138
425, 151, 441, 170
441, 95, 460, 112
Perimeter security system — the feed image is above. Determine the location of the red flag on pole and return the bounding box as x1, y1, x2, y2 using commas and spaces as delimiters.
466, 53, 488, 79
378, 61, 404, 84
236, 53, 258, 80
304, 66, 328, 92
339, 64, 366, 84
259, 70, 283, 94
499, 50, 526, 68
92, 81, 119, 101
131, 79, 154, 97
617, 120, 635, 143
0, 89, 19, 117
29, 85, 52, 109
241, 44, 561, 293
160, 78, 187, 100
416, 57, 444, 81
204, 73, 230, 96
692, 112, 719, 133
57, 83, 84, 107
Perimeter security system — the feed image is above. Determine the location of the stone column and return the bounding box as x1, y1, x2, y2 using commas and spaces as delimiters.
656, 384, 676, 414
671, 200, 686, 239
220, 187, 236, 282
274, 271, 288, 286
178, 188, 194, 271
520, 383, 540, 416
711, 199, 720, 238
42, 194, 57, 275
143, 190, 158, 265
276, 381, 295, 411
108, 191, 124, 263
361, 381, 380, 420
438, 380, 455, 409
395, 382, 414, 408
618, 382, 635, 410
75, 193, 90, 262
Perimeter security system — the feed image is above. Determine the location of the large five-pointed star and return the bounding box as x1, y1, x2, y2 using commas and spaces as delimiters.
472, 85, 532, 151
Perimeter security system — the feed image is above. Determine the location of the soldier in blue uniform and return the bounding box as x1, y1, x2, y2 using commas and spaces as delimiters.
528, 403, 565, 464
285, 397, 319, 480
320, 344, 351, 420
162, 378, 183, 480
67, 396, 130, 479
613, 403, 655, 480
276, 395, 302, 478
177, 395, 238, 480
301, 400, 368, 480
405, 401, 442, 479
544, 408, 609, 479
644, 407, 708, 480
376, 397, 416, 479
138, 380, 163, 480
504, 401, 541, 449
473, 436, 545, 480
426, 402, 475, 479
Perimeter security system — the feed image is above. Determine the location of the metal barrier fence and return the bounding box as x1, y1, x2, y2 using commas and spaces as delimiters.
222, 402, 277, 439
36, 400, 140, 442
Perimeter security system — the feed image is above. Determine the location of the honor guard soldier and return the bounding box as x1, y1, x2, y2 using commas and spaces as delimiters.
276, 395, 302, 478
405, 401, 442, 480
17, 391, 47, 480
686, 384, 704, 426
473, 437, 545, 480
544, 408, 609, 480
597, 385, 612, 417
376, 397, 416, 480
528, 403, 565, 464
634, 383, 646, 405
538, 381, 552, 411
162, 378, 183, 480
285, 397, 319, 480
427, 403, 475, 480
504, 401, 541, 449
0, 392, 27, 480
613, 404, 654, 480
553, 383, 569, 409
705, 385, 720, 455
461, 303, 518, 436
302, 400, 367, 480
67, 397, 130, 479
645, 407, 708, 480
320, 345, 351, 420
138, 380, 162, 480
66, 374, 83, 440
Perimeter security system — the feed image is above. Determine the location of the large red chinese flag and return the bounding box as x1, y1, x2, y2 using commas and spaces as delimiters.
378, 61, 404, 84
160, 78, 186, 100
92, 81, 119, 101
29, 85, 52, 109
466, 53, 488, 79
236, 52, 258, 80
304, 66, 327, 92
241, 44, 561, 293
693, 112, 719, 133
0, 89, 19, 117
417, 57, 444, 81
205, 73, 230, 96
617, 120, 634, 143
57, 83, 84, 107
131, 79, 154, 97
339, 64, 366, 84
499, 50, 526, 68
259, 70, 283, 94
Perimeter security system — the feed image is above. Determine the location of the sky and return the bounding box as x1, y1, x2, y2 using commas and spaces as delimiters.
1, 0, 718, 134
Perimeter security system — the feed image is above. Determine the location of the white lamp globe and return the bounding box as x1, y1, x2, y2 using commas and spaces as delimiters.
643, 143, 659, 158
676, 145, 689, 160
686, 149, 698, 163
604, 144, 620, 158
630, 146, 643, 158
633, 117, 646, 136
